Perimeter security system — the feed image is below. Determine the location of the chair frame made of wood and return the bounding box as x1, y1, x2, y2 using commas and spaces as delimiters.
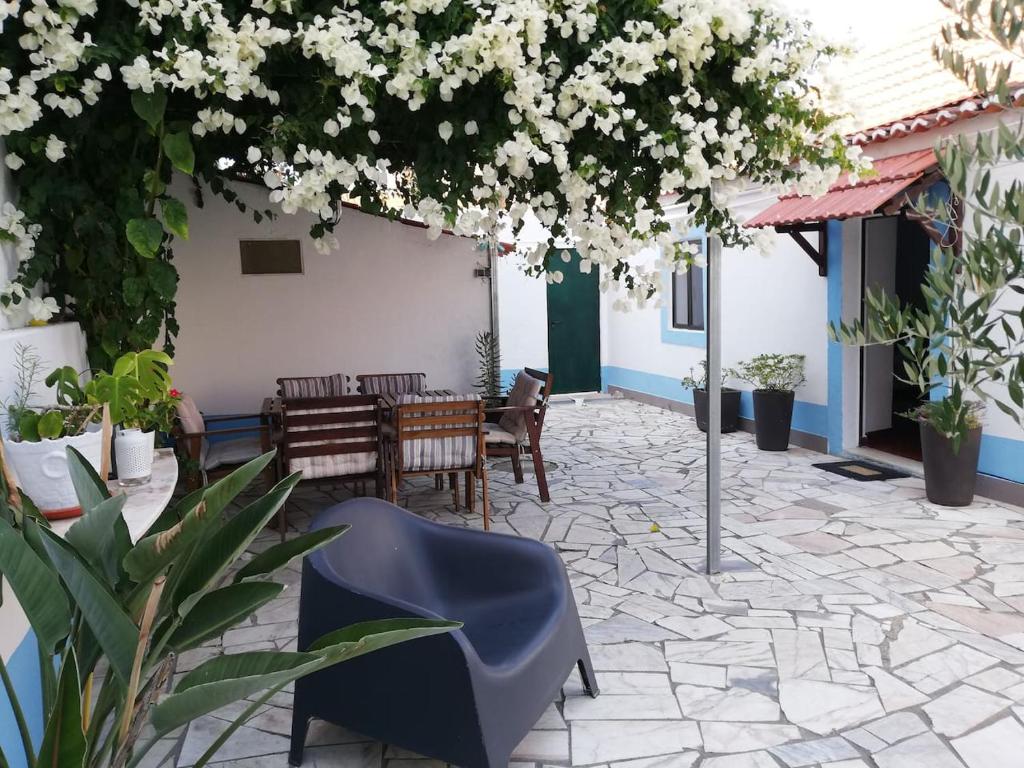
173, 412, 274, 493
355, 373, 427, 396
387, 398, 490, 530
276, 394, 385, 540
485, 367, 553, 503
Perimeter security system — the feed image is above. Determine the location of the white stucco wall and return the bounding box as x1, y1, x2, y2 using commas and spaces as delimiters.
495, 251, 549, 374
171, 181, 492, 414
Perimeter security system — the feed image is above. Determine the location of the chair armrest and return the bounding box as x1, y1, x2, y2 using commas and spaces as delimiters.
202, 413, 269, 424
484, 405, 538, 415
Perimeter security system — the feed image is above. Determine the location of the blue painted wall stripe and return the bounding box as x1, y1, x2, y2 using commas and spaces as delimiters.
979, 433, 1024, 485
602, 365, 829, 437
1, 630, 44, 768
826, 219, 845, 454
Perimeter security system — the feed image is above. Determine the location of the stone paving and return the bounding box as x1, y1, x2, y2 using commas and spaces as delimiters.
164, 396, 1024, 768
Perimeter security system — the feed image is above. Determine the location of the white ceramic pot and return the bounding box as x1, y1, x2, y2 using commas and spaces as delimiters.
3, 429, 105, 518
114, 428, 155, 486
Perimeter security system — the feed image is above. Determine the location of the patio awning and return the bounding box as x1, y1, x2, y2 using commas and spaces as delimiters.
745, 148, 939, 228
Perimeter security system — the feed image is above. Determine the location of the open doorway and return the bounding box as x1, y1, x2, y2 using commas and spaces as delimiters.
859, 214, 932, 460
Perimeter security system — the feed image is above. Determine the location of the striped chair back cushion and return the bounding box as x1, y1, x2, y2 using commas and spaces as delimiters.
357, 373, 427, 395
395, 393, 481, 473
281, 395, 378, 481
278, 374, 349, 399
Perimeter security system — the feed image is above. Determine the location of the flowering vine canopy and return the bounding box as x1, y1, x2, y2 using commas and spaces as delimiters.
0, 0, 860, 367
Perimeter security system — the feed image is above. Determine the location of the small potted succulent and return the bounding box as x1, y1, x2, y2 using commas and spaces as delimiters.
3, 346, 173, 514
728, 353, 806, 451
681, 360, 741, 433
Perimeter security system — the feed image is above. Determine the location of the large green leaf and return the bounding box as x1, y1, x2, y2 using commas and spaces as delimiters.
233, 525, 349, 583
168, 581, 284, 652
201, 452, 278, 519
151, 619, 458, 735
36, 650, 85, 768
172, 473, 300, 617
131, 89, 167, 130
126, 218, 163, 260
0, 519, 71, 652
161, 197, 189, 239
65, 494, 128, 588
123, 493, 210, 584
162, 132, 195, 175
40, 531, 139, 685
65, 446, 111, 515
88, 374, 141, 424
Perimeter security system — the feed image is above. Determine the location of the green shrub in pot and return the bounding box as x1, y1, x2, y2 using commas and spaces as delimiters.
681, 361, 741, 433
728, 354, 806, 451
0, 448, 455, 768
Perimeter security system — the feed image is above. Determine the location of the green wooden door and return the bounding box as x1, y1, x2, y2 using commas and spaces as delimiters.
546, 249, 600, 394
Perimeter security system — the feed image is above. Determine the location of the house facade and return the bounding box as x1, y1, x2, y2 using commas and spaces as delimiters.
496, 23, 1024, 504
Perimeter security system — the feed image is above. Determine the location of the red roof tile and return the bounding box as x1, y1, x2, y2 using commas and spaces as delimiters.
746, 148, 936, 228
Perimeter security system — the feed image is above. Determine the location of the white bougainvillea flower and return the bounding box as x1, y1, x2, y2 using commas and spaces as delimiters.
44, 135, 66, 162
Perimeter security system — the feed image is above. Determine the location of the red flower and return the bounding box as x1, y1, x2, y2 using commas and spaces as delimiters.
169, 388, 182, 399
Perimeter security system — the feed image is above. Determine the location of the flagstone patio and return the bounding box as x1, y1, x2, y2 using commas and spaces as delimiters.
166, 396, 1024, 768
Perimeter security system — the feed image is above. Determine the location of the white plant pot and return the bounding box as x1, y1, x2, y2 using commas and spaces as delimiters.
3, 429, 105, 518
114, 428, 155, 486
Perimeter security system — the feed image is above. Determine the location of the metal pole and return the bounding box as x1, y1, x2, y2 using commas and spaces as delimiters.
705, 232, 722, 575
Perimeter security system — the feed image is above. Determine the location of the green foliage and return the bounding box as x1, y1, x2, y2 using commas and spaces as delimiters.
0, 449, 457, 768
728, 354, 807, 393
681, 360, 727, 391
832, 0, 1024, 449
474, 330, 501, 404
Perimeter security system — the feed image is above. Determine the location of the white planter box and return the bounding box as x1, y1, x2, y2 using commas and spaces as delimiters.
4, 429, 105, 518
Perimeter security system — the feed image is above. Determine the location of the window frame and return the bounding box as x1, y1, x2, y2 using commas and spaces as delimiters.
239, 238, 304, 276
670, 238, 706, 331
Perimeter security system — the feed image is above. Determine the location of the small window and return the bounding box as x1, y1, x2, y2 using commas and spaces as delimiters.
240, 239, 303, 275
671, 239, 705, 330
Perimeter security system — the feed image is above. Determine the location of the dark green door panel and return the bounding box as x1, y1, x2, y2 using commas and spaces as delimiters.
546, 249, 600, 394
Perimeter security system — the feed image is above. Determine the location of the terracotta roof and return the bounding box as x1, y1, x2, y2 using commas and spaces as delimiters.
838, 7, 1023, 137
746, 148, 937, 228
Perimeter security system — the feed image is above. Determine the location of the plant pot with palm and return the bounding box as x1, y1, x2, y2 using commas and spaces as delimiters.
682, 360, 741, 433
830, 120, 1024, 506
729, 354, 807, 451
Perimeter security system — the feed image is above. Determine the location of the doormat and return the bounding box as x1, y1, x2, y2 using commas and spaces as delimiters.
812, 460, 910, 482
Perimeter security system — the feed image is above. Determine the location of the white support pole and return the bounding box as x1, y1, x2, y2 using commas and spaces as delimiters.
705, 232, 722, 575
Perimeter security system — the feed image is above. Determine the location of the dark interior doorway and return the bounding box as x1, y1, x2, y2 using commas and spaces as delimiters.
860, 214, 931, 460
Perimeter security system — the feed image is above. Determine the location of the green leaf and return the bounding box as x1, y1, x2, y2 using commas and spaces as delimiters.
36, 650, 86, 768
65, 494, 128, 589
126, 218, 164, 259
233, 525, 349, 583
38, 411, 65, 440
18, 411, 40, 442
40, 530, 140, 685
168, 581, 284, 652
161, 197, 189, 239
152, 619, 458, 735
131, 89, 167, 130
123, 494, 210, 584
0, 518, 71, 652
163, 132, 195, 176
172, 473, 301, 616
88, 374, 141, 424
66, 445, 111, 515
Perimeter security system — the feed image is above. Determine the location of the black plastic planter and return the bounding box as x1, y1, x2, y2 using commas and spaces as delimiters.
920, 421, 982, 506
693, 388, 741, 433
752, 389, 795, 451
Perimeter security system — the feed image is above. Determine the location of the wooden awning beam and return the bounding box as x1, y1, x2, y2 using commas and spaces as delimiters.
775, 223, 828, 277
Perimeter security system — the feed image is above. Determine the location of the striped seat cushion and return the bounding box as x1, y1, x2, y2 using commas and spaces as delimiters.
359, 373, 426, 395
284, 402, 376, 480
279, 374, 349, 398
396, 393, 480, 472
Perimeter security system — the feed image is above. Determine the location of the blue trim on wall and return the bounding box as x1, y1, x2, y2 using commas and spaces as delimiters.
980, 433, 1024, 484
1, 630, 44, 768
826, 219, 845, 454
660, 227, 708, 348
602, 365, 828, 437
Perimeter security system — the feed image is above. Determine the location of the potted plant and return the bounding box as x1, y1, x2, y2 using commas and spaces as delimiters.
0, 447, 456, 768
729, 354, 806, 451
3, 347, 175, 515
681, 360, 741, 433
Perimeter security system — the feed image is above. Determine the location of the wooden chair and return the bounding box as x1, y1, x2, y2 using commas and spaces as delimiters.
356, 373, 427, 396
276, 374, 350, 398
277, 394, 384, 540
483, 368, 553, 502
173, 393, 274, 492
387, 394, 489, 530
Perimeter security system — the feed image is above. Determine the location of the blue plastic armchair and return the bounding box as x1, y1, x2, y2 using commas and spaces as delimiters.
289, 497, 598, 768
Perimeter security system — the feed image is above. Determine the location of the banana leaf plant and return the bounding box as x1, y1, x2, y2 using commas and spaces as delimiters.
0, 448, 457, 768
